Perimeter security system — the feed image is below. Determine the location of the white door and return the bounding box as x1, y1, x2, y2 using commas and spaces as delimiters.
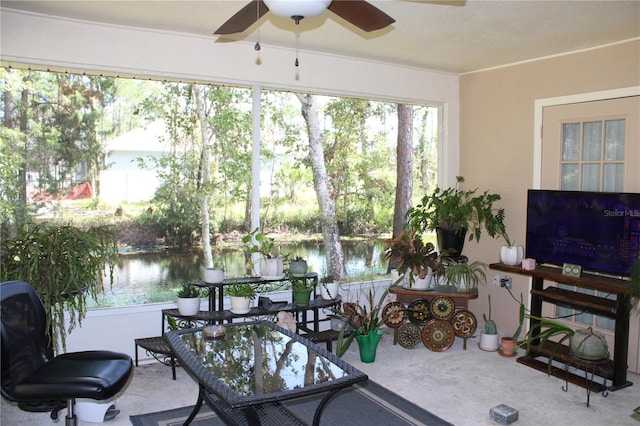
541, 95, 640, 373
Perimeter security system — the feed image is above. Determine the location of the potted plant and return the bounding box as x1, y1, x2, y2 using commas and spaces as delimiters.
320, 275, 339, 300
204, 259, 225, 283
383, 230, 440, 289
500, 293, 525, 357
226, 283, 256, 314
289, 255, 308, 277
497, 229, 524, 266
336, 286, 391, 363
176, 283, 202, 316
292, 278, 314, 307
517, 314, 575, 374
442, 259, 487, 292
479, 294, 500, 351
242, 228, 284, 278
0, 222, 118, 352
406, 176, 506, 256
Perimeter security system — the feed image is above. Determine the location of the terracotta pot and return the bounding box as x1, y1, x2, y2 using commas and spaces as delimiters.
501, 336, 517, 356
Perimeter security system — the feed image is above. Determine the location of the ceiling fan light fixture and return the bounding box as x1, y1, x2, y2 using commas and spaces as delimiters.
264, 0, 332, 19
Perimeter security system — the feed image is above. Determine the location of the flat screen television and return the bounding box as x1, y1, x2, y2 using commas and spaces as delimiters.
525, 189, 640, 277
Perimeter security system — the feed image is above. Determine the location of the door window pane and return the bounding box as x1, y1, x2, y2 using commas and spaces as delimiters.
561, 164, 579, 190
604, 119, 625, 161
562, 123, 580, 161
581, 164, 600, 191
603, 163, 624, 192
582, 121, 602, 161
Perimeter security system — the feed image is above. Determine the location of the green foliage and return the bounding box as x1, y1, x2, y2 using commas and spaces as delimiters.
0, 222, 118, 352
226, 283, 256, 299
176, 283, 201, 298
384, 230, 438, 282
443, 259, 487, 290
336, 285, 391, 356
407, 176, 506, 243
517, 314, 575, 375
242, 228, 278, 258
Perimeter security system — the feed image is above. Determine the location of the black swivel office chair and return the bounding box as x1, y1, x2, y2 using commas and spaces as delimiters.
1, 280, 133, 426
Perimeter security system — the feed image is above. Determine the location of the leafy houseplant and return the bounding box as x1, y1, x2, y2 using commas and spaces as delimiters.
226, 283, 257, 314
176, 283, 202, 316
406, 176, 506, 255
292, 277, 314, 307
336, 286, 391, 362
0, 222, 118, 352
383, 230, 440, 288
443, 259, 487, 291
517, 315, 575, 375
242, 228, 283, 277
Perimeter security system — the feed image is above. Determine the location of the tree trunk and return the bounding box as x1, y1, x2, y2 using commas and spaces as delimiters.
295, 94, 347, 280
393, 104, 414, 239
193, 85, 214, 268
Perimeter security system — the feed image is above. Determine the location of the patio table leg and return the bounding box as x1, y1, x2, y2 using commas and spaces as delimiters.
312, 387, 345, 426
184, 384, 205, 426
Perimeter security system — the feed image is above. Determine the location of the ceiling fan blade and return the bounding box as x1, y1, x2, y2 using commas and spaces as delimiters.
328, 0, 395, 32
214, 0, 268, 35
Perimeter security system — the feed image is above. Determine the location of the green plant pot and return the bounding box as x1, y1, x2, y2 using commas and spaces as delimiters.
293, 288, 313, 307
355, 330, 383, 363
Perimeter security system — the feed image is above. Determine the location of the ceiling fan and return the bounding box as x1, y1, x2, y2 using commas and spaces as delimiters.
214, 0, 396, 35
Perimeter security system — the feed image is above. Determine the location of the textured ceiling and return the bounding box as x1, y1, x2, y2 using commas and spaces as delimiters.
2, 0, 639, 73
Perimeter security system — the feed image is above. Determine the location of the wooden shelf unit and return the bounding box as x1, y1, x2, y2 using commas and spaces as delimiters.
490, 262, 633, 391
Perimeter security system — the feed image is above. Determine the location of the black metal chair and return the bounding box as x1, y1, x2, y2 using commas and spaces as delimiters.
1, 280, 133, 426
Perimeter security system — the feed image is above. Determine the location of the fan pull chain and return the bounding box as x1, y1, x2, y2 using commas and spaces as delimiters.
294, 16, 302, 67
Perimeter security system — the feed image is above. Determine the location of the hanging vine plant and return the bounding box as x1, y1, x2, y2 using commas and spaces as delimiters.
0, 222, 118, 352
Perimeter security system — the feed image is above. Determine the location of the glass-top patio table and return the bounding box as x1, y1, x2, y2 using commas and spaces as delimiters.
165, 321, 368, 426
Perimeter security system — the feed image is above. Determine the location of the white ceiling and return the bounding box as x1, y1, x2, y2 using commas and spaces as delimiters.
3, 0, 639, 74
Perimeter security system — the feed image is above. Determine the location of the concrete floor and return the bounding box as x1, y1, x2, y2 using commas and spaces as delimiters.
2, 327, 639, 426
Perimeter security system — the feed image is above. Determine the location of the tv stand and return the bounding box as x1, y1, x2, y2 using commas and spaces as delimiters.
489, 262, 633, 391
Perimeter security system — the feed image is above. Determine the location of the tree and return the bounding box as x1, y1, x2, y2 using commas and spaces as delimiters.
295, 93, 347, 280
393, 104, 414, 239
0, 69, 115, 229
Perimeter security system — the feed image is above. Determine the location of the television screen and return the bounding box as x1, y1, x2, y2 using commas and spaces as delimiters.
525, 190, 640, 277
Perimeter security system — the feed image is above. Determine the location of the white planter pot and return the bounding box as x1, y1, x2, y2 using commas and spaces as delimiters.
259, 257, 284, 278
230, 296, 252, 314
500, 245, 524, 266
177, 297, 200, 316
411, 271, 432, 290
320, 282, 339, 300
479, 332, 500, 351
204, 268, 224, 283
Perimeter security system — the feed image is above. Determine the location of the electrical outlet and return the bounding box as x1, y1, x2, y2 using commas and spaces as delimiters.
493, 273, 500, 286
500, 276, 512, 289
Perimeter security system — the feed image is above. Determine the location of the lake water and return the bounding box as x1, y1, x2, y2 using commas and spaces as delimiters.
95, 240, 388, 307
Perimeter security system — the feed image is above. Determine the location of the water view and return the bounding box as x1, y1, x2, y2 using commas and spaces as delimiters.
94, 240, 388, 307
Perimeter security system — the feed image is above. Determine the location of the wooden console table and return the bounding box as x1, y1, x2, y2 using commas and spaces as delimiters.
489, 262, 633, 391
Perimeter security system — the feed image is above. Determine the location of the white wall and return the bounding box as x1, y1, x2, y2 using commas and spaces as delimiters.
0, 8, 461, 187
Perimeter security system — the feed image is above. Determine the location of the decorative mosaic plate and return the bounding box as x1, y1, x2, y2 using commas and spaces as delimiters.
421, 319, 455, 352
382, 302, 407, 328
397, 323, 422, 349
451, 310, 477, 337
407, 299, 431, 325
429, 296, 455, 320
